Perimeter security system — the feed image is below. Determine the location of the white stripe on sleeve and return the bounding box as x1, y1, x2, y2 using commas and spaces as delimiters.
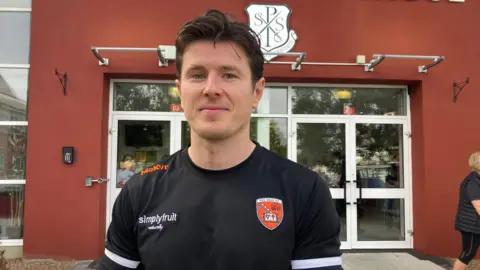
291, 256, 342, 269
105, 248, 141, 269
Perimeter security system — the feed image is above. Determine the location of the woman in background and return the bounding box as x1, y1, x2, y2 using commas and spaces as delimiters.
454, 152, 480, 270
117, 155, 135, 188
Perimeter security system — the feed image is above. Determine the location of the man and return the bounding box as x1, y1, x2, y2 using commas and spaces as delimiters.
99, 9, 342, 270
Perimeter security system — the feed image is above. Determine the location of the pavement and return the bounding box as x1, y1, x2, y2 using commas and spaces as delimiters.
72, 252, 451, 269
342, 252, 449, 270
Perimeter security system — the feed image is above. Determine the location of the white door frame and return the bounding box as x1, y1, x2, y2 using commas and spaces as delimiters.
106, 113, 185, 228
291, 116, 412, 250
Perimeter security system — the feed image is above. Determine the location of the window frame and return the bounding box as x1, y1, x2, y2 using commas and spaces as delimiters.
0, 3, 31, 247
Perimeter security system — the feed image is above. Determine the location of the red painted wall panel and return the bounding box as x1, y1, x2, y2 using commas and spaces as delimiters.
25, 0, 480, 260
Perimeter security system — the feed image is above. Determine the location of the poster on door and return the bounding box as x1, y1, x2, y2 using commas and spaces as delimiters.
343, 103, 355, 115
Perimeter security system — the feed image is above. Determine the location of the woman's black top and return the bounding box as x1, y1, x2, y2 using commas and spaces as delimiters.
455, 172, 480, 234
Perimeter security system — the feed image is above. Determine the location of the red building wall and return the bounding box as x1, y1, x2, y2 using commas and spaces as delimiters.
25, 0, 480, 260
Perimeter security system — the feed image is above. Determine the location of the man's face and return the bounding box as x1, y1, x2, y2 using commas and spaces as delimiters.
123, 160, 135, 170
176, 41, 265, 141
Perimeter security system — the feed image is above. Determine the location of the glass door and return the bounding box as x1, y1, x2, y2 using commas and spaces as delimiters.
351, 118, 412, 249
291, 117, 353, 249
291, 117, 412, 250
107, 114, 177, 225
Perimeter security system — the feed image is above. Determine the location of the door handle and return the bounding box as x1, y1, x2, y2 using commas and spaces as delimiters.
344, 180, 357, 205
352, 179, 362, 204
85, 176, 110, 187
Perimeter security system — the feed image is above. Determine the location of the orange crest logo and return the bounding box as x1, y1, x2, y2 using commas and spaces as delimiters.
256, 198, 283, 230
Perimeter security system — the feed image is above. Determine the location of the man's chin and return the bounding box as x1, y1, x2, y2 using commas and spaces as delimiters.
194, 127, 231, 141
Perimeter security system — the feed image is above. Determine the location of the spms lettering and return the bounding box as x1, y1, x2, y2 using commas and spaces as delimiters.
140, 164, 169, 175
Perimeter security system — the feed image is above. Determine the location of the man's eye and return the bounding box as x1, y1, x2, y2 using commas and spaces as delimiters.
191, 74, 205, 79
224, 73, 237, 79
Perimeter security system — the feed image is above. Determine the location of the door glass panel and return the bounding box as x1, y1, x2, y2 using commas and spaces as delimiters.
296, 123, 346, 188
356, 124, 404, 188
116, 120, 170, 188
357, 199, 405, 241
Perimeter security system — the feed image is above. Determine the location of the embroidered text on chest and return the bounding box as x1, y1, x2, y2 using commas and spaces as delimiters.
138, 213, 178, 230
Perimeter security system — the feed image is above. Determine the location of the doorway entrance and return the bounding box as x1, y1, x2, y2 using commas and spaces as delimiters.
291, 116, 412, 249
106, 80, 413, 250
106, 113, 188, 225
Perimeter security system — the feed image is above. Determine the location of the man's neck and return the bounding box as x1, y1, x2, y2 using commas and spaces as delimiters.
188, 129, 256, 171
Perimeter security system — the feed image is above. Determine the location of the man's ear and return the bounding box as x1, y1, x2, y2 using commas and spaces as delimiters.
175, 79, 183, 108
252, 77, 265, 109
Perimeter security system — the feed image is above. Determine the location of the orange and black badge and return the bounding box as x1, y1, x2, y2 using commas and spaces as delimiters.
256, 198, 283, 230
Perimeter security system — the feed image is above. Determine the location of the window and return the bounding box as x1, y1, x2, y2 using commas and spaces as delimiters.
0, 68, 28, 121
0, 0, 31, 247
253, 87, 288, 114
291, 87, 407, 116
0, 0, 31, 9
0, 12, 31, 65
113, 82, 180, 112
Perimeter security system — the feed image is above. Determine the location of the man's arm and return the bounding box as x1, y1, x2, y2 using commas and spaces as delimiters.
291, 173, 343, 270
466, 180, 480, 215
99, 183, 142, 269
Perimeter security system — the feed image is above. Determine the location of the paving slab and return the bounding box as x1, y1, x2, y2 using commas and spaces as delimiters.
72, 260, 95, 270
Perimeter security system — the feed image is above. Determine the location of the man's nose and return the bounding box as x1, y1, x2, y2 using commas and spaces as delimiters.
202, 74, 222, 97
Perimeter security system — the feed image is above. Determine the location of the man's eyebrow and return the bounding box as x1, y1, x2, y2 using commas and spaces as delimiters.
220, 65, 236, 71
184, 64, 243, 74
220, 65, 242, 74
184, 64, 204, 71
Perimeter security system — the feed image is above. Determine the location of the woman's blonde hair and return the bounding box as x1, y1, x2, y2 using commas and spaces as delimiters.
469, 152, 480, 172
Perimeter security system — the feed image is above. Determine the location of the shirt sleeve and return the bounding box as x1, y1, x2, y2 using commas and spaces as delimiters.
467, 179, 480, 201
98, 182, 143, 270
291, 173, 343, 270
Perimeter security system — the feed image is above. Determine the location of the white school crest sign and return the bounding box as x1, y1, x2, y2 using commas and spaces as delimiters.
245, 4, 298, 62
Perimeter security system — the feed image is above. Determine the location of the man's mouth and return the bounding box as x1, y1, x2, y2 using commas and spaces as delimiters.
200, 107, 228, 111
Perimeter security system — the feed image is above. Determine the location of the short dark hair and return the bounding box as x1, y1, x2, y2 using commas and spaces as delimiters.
121, 155, 134, 162
175, 9, 264, 82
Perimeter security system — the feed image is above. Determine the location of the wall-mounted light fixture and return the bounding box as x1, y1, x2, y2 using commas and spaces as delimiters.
334, 89, 353, 100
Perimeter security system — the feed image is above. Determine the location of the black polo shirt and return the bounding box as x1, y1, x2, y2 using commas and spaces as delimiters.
99, 143, 343, 270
